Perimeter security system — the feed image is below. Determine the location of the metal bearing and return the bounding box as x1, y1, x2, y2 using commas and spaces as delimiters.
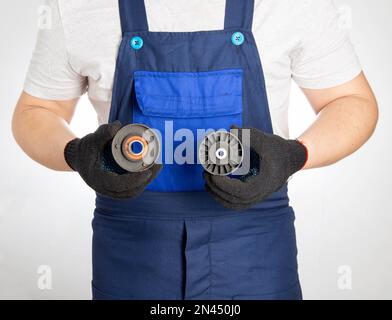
112, 124, 160, 173
199, 130, 244, 176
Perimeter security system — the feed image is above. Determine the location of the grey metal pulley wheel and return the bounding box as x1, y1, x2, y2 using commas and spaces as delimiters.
112, 124, 160, 173
199, 130, 244, 176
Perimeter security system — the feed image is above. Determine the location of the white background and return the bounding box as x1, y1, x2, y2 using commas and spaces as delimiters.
0, 0, 391, 300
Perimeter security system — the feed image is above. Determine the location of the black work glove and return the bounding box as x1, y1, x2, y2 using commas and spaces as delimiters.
64, 121, 162, 199
204, 127, 308, 211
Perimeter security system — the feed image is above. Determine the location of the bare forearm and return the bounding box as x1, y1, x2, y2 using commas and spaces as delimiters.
299, 95, 378, 169
12, 93, 77, 171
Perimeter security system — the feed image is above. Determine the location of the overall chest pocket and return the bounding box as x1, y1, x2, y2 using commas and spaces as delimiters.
133, 69, 243, 192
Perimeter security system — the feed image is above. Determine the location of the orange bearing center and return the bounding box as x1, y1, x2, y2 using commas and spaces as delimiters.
122, 136, 148, 161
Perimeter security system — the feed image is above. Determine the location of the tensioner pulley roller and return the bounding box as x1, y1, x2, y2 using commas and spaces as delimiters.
111, 124, 160, 173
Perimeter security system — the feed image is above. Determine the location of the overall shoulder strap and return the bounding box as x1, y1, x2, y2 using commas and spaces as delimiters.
118, 0, 149, 34
224, 0, 255, 30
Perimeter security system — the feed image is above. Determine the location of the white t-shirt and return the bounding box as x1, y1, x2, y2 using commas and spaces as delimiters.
24, 0, 361, 138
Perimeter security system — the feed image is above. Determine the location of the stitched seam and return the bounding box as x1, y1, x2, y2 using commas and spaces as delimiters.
208, 221, 213, 299
139, 94, 242, 99
134, 70, 243, 78
123, 28, 250, 37
137, 109, 242, 118
182, 221, 187, 300
232, 280, 301, 299
93, 204, 292, 221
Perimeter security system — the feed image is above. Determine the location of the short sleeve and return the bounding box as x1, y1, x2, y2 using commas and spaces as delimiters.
291, 0, 362, 89
23, 0, 87, 100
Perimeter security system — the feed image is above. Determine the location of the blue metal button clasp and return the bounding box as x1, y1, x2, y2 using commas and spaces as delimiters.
130, 36, 144, 50
231, 32, 245, 46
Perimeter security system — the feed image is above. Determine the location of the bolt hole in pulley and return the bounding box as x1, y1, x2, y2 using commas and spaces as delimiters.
199, 130, 244, 176
112, 124, 160, 173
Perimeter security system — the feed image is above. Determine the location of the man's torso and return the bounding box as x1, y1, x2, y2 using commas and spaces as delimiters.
59, 0, 311, 137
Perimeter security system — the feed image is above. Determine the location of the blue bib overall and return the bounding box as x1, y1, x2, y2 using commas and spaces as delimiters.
92, 0, 302, 300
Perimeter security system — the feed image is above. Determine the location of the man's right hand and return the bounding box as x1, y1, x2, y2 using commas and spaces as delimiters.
64, 121, 162, 199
